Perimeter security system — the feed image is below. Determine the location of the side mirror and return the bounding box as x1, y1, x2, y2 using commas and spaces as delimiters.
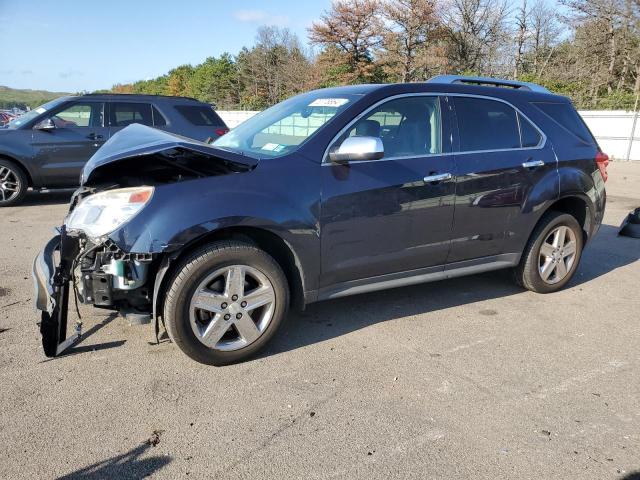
34, 118, 56, 131
329, 136, 384, 163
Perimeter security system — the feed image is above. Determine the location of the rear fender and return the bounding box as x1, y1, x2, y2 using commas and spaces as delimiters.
505, 166, 559, 253
556, 166, 601, 235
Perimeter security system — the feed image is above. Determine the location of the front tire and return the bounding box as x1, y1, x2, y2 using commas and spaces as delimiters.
515, 211, 584, 293
163, 241, 289, 365
0, 159, 28, 207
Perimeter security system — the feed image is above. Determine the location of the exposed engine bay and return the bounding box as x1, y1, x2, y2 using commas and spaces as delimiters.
74, 236, 154, 313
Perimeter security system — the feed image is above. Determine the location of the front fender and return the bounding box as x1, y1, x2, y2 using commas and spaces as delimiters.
107, 159, 321, 289
0, 149, 37, 185
109, 181, 318, 253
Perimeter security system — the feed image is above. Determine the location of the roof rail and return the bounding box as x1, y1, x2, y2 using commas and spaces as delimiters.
81, 92, 201, 102
427, 75, 551, 94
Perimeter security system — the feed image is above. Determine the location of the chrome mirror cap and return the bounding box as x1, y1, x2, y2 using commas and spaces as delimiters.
34, 118, 56, 131
329, 136, 384, 163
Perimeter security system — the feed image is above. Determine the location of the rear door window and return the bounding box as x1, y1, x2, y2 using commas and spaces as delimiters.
110, 102, 153, 127
175, 105, 224, 126
532, 102, 594, 144
454, 97, 520, 151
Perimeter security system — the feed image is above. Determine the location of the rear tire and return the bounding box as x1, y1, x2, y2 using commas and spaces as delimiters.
0, 159, 28, 207
163, 240, 289, 365
515, 211, 584, 293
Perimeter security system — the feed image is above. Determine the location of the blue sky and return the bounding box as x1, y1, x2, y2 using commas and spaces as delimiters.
0, 0, 331, 92
0, 0, 554, 93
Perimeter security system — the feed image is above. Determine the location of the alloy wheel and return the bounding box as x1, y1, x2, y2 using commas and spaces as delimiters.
0, 166, 21, 203
189, 265, 276, 351
538, 225, 577, 285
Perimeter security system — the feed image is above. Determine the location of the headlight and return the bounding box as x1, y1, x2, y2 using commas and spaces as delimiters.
65, 186, 154, 239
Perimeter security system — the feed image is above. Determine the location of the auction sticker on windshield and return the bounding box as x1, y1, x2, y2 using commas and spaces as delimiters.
308, 98, 350, 108
261, 143, 284, 151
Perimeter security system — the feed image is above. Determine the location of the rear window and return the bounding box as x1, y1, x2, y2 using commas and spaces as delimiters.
175, 105, 224, 126
532, 102, 594, 144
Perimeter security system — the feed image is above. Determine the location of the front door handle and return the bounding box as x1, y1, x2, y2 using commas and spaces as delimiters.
423, 172, 452, 183
522, 160, 544, 168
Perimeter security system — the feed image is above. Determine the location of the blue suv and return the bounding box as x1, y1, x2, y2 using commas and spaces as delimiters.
0, 94, 228, 206
33, 76, 607, 365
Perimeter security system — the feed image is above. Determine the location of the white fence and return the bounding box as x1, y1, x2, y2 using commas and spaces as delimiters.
218, 110, 640, 161
218, 110, 259, 128
578, 111, 640, 161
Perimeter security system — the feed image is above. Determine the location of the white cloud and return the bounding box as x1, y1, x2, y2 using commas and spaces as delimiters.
59, 69, 84, 79
233, 9, 289, 26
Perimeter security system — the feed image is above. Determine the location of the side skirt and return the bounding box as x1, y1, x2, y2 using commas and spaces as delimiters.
314, 253, 521, 302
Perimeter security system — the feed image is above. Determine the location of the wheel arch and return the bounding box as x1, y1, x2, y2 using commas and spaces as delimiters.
0, 153, 33, 187
527, 194, 592, 248
153, 226, 307, 321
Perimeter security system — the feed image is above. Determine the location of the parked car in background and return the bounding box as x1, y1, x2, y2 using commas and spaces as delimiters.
33, 76, 607, 365
0, 94, 228, 206
0, 111, 14, 126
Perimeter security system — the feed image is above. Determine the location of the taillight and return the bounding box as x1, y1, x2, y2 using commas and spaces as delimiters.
595, 151, 609, 182
215, 128, 229, 137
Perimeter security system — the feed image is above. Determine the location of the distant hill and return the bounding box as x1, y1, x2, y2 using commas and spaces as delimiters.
0, 86, 72, 110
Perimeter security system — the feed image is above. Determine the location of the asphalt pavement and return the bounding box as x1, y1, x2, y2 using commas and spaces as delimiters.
0, 163, 638, 479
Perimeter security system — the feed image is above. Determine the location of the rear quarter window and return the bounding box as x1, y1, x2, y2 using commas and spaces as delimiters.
532, 102, 595, 145
175, 105, 224, 126
518, 112, 543, 147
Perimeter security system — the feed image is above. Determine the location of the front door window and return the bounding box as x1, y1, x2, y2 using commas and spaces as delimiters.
52, 103, 104, 128
336, 96, 442, 159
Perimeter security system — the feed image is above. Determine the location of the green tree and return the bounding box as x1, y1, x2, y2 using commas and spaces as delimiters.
188, 54, 239, 108
167, 65, 195, 97
237, 27, 312, 108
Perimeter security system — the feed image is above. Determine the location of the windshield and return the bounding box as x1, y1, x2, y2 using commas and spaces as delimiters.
213, 90, 362, 157
6, 97, 68, 129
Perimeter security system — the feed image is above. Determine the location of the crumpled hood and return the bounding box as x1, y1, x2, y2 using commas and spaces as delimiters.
81, 123, 258, 185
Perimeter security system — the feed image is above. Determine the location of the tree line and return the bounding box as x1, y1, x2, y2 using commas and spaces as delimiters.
107, 0, 640, 111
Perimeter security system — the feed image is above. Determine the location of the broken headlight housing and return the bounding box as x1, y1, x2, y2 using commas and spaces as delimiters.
65, 186, 154, 239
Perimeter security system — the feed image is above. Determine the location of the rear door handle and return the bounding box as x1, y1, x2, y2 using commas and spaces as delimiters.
87, 133, 104, 140
522, 160, 544, 168
423, 172, 452, 183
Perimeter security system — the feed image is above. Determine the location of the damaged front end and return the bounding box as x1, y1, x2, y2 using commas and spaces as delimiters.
32, 124, 257, 357
33, 226, 156, 356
